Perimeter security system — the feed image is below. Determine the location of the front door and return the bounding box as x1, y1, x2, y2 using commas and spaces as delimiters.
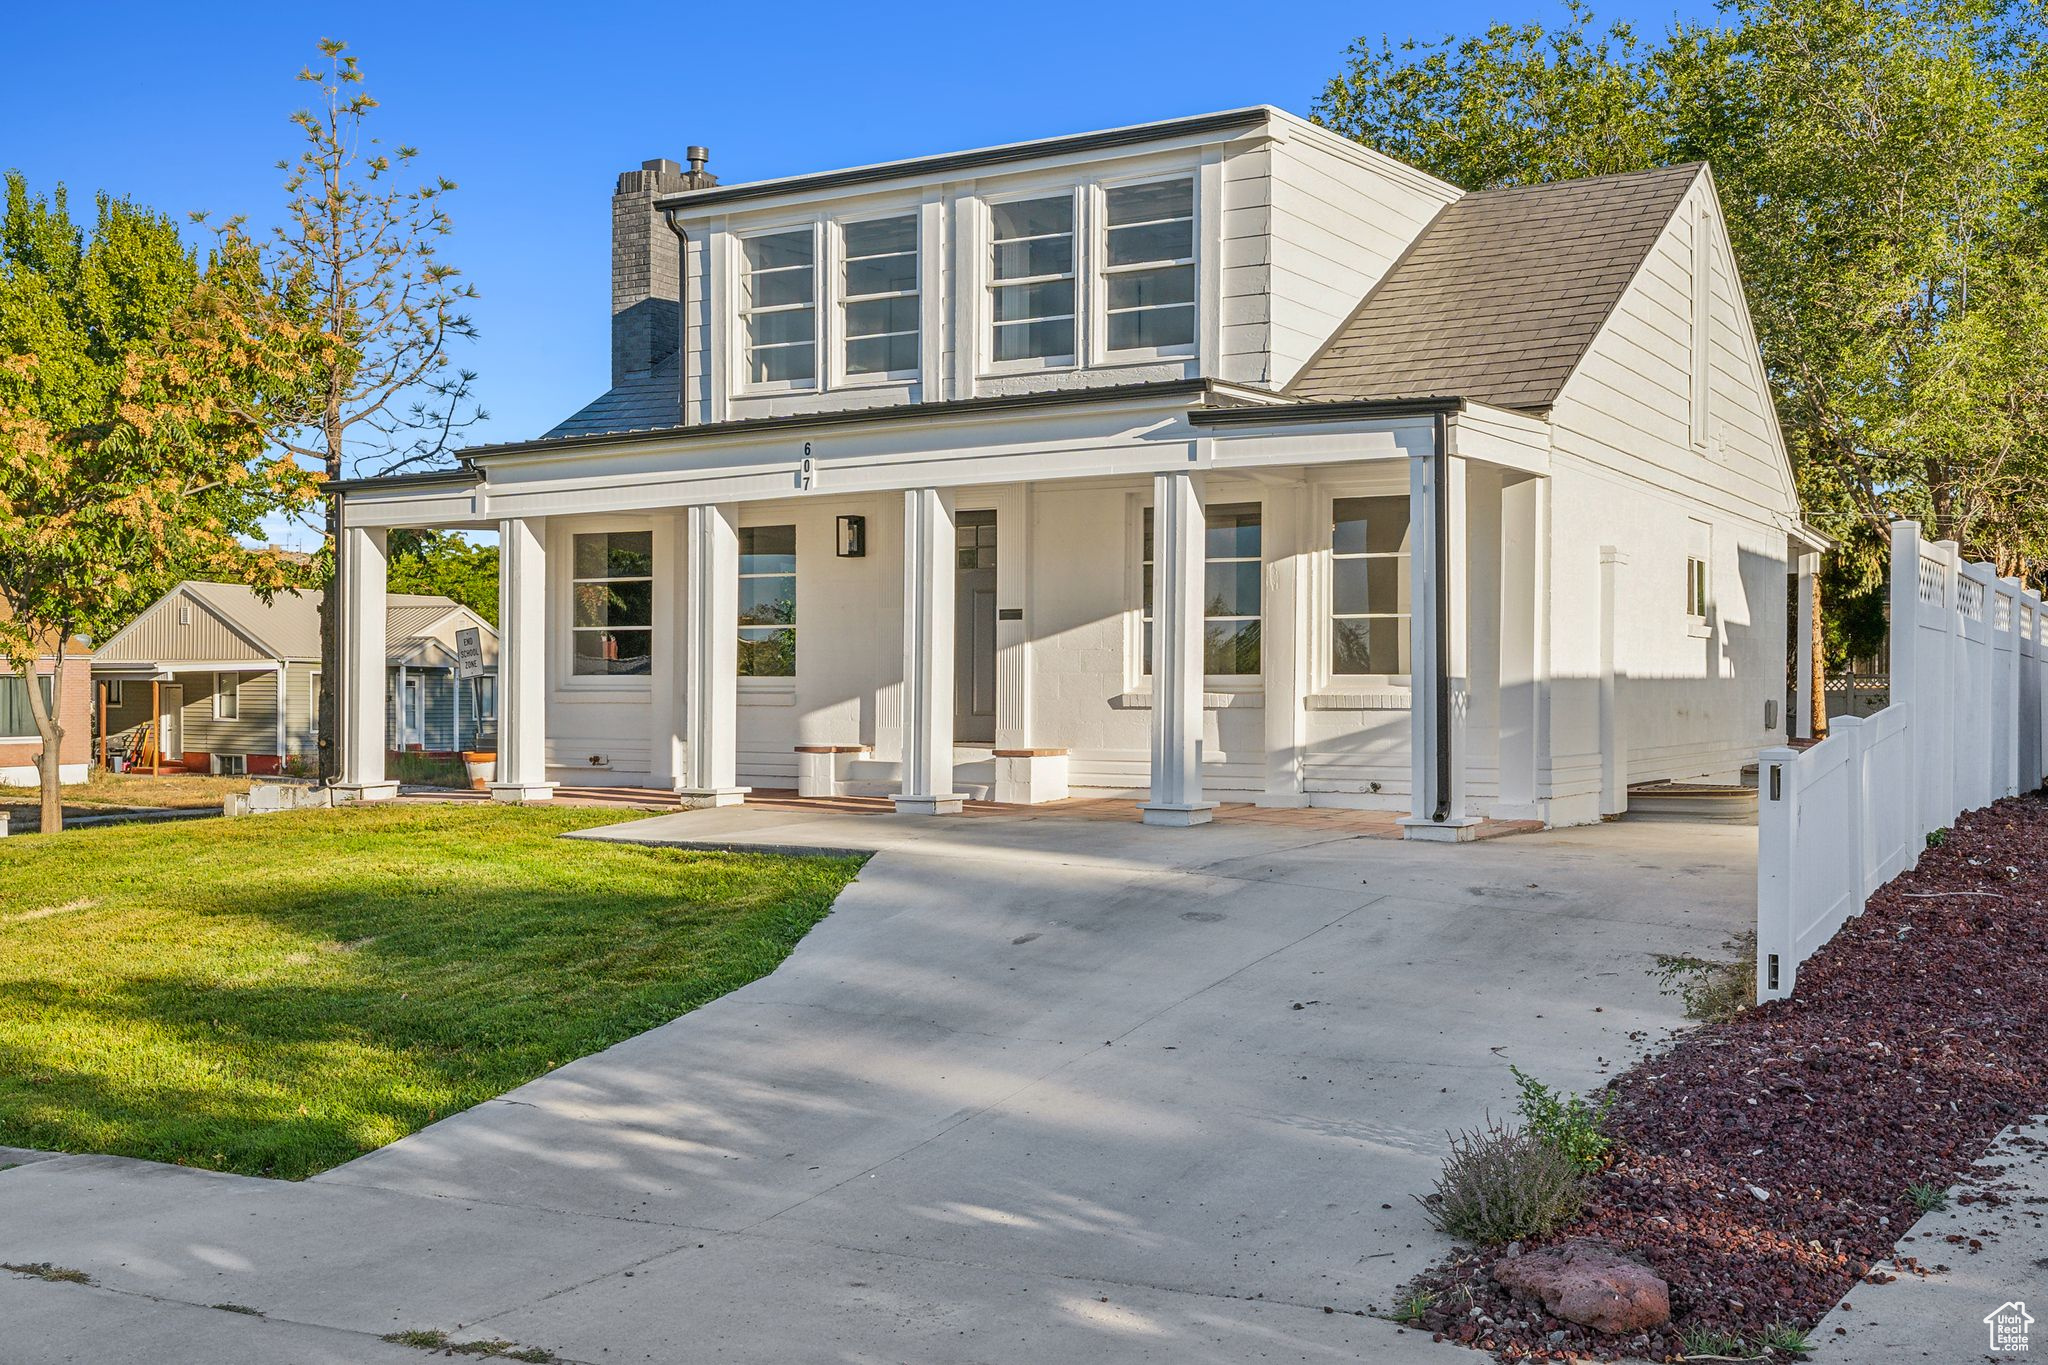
158, 684, 183, 762
401, 677, 424, 748
955, 510, 998, 744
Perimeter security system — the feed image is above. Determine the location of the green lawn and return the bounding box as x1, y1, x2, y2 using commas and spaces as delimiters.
0, 804, 862, 1179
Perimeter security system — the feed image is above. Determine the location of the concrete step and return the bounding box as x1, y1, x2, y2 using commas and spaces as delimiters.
1624, 781, 1758, 824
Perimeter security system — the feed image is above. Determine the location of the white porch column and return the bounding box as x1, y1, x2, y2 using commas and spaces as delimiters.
1597, 545, 1630, 816
337, 524, 398, 801
1496, 474, 1547, 817
895, 487, 964, 815
1403, 451, 1478, 840
1143, 470, 1215, 826
1793, 551, 1818, 740
1257, 480, 1308, 807
681, 503, 747, 807
491, 517, 556, 803
649, 511, 685, 790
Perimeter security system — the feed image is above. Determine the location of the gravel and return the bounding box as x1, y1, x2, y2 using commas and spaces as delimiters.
1398, 792, 2048, 1361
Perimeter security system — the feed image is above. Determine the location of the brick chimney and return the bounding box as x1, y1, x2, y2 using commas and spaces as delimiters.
610, 152, 717, 388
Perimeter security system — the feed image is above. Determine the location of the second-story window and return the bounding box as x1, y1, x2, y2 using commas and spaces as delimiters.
1104, 179, 1195, 353
740, 229, 817, 386
842, 215, 919, 379
990, 194, 1076, 363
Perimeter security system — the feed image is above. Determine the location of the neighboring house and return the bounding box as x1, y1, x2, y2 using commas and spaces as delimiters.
331, 106, 1824, 835
91, 583, 499, 775
0, 620, 93, 787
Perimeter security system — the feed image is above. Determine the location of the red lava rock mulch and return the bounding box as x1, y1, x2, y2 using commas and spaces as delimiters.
1400, 792, 2048, 1361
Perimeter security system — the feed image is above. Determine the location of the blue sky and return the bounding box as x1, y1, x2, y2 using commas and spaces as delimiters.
6, 0, 1711, 545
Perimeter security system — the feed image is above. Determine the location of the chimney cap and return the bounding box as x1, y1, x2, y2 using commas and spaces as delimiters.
642, 157, 682, 175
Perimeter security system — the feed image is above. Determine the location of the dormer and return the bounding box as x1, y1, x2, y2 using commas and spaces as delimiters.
551, 107, 1462, 439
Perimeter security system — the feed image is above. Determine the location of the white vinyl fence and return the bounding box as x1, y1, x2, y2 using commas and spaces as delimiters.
1755, 521, 2048, 1000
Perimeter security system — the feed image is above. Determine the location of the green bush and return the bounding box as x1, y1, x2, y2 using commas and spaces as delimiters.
1510, 1066, 1615, 1172
1652, 929, 1758, 1022
1418, 1118, 1588, 1244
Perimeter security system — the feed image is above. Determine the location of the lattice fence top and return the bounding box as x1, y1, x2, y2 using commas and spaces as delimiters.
1918, 555, 1947, 607
1959, 575, 1985, 621
1997, 593, 2014, 633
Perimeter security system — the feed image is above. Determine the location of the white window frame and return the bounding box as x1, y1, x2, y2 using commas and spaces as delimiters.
214, 672, 240, 720
736, 521, 799, 685
308, 669, 321, 741
983, 186, 1081, 376
215, 753, 247, 777
831, 211, 921, 388
558, 520, 657, 692
1092, 173, 1199, 365
1309, 476, 1416, 699
0, 673, 52, 740
1686, 518, 1713, 637
104, 679, 124, 708
735, 222, 823, 397
1132, 495, 1265, 686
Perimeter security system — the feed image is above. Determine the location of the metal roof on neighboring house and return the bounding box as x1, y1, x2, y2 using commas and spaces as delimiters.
1286, 163, 1707, 412
91, 583, 495, 668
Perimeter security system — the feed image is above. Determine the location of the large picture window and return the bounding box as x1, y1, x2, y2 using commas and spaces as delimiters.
842, 214, 919, 378
0, 674, 52, 739
738, 525, 797, 678
1142, 502, 1262, 677
1103, 179, 1195, 353
572, 531, 654, 676
1330, 496, 1411, 677
740, 229, 817, 386
990, 194, 1075, 363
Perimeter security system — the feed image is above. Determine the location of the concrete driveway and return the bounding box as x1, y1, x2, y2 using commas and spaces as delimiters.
0, 805, 1755, 1363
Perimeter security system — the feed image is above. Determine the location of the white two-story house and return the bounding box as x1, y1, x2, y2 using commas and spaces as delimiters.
330, 106, 1825, 835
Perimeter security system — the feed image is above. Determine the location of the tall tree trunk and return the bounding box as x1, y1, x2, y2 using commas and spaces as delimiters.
21, 651, 64, 835
1809, 570, 1827, 740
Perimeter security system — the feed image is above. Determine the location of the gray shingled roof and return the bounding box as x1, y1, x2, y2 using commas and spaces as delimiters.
544, 351, 682, 440
1287, 163, 1705, 412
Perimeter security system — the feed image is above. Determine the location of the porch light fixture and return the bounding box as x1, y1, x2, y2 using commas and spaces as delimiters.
837, 515, 867, 558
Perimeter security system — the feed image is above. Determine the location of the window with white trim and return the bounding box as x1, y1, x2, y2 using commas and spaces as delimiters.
841, 214, 919, 379
214, 673, 240, 720
1686, 519, 1711, 622
740, 229, 817, 386
105, 679, 124, 707
990, 194, 1076, 363
0, 674, 52, 739
571, 531, 654, 676
1330, 497, 1412, 677
1141, 502, 1262, 676
1103, 179, 1195, 353
738, 525, 797, 678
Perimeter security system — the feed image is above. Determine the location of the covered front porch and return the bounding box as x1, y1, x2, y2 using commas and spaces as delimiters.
330, 386, 1568, 838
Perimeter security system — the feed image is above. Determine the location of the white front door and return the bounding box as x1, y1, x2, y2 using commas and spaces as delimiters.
402, 677, 424, 749
158, 684, 183, 759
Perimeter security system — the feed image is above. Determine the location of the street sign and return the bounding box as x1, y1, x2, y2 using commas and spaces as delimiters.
455, 627, 484, 680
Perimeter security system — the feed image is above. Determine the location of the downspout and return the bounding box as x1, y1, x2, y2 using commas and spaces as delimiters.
663, 208, 691, 430
1432, 409, 1451, 823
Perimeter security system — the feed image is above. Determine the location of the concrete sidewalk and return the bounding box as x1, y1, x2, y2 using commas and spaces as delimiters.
0, 806, 1756, 1363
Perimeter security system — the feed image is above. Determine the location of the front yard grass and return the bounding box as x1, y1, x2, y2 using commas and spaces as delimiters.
0, 804, 861, 1178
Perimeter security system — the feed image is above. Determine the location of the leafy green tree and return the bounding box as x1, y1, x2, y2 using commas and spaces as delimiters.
1316, 0, 2048, 600
0, 174, 313, 831
388, 529, 498, 625
206, 40, 484, 782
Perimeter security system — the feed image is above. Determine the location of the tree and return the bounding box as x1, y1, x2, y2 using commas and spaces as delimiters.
388, 529, 498, 624
210, 39, 484, 782
1315, 0, 2048, 599
0, 174, 313, 832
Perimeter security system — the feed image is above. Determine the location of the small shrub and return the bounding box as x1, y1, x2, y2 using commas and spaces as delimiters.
1678, 1323, 1747, 1356
1926, 827, 1948, 848
2, 1262, 91, 1284
1762, 1323, 1813, 1356
1510, 1065, 1615, 1171
1652, 929, 1758, 1022
1388, 1288, 1435, 1323
1417, 1117, 1588, 1244
1906, 1181, 1949, 1212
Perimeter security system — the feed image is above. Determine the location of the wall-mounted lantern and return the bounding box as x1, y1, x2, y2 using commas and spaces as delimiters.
836, 515, 867, 558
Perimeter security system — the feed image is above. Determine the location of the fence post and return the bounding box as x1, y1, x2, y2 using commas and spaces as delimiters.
1889, 522, 1922, 837
1756, 743, 1799, 1002
2001, 578, 2023, 798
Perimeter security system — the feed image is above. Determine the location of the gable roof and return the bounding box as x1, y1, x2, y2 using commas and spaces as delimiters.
1286, 163, 1705, 412
92, 583, 493, 668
